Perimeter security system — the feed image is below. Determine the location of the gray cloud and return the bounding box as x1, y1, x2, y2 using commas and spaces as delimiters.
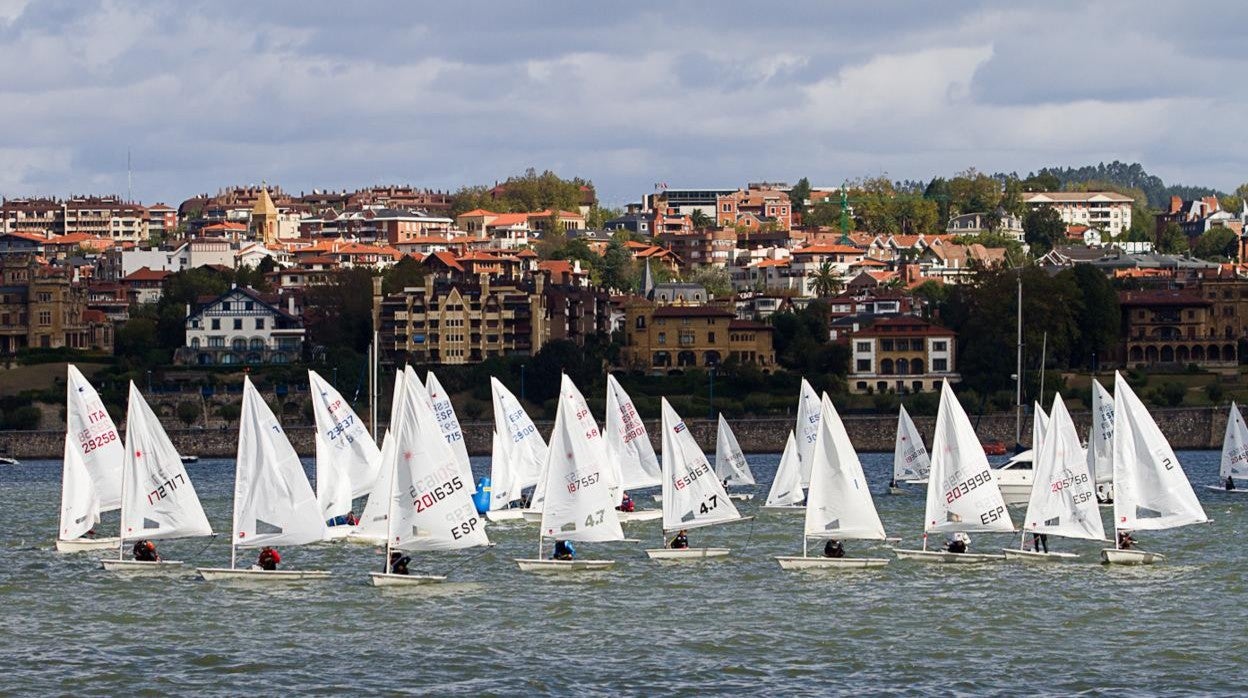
0, 0, 1244, 207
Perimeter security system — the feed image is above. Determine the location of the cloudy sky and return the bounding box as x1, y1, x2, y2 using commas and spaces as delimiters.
2, 0, 1245, 207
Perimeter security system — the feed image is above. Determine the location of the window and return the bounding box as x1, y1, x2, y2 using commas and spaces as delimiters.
211, 319, 220, 330
222, 302, 231, 311
708, 332, 716, 343
38, 311, 51, 325
881, 339, 894, 351
658, 332, 666, 345
233, 319, 243, 330
255, 318, 265, 330
932, 341, 947, 352
856, 341, 870, 353
933, 358, 948, 372
856, 359, 871, 372
245, 301, 255, 310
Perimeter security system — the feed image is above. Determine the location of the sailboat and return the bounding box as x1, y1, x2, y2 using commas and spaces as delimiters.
645, 399, 750, 561
1088, 379, 1115, 504
762, 431, 805, 512
795, 378, 822, 488
1002, 394, 1104, 561
370, 367, 490, 586
198, 377, 330, 581
102, 382, 213, 572
488, 377, 548, 522
57, 366, 125, 552
889, 404, 930, 495
603, 374, 664, 522
714, 415, 756, 501
1207, 401, 1248, 494
893, 380, 1013, 563
309, 369, 381, 539
349, 370, 405, 544
426, 370, 476, 492
516, 375, 624, 572
1102, 372, 1207, 565
777, 394, 889, 569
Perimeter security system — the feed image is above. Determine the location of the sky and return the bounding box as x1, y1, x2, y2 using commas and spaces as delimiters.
2, 0, 1246, 208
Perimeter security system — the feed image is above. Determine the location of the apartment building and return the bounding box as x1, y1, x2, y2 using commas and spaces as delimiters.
177, 286, 305, 365
0, 252, 114, 354
618, 294, 776, 374
1022, 191, 1133, 237
846, 316, 958, 394
716, 187, 792, 231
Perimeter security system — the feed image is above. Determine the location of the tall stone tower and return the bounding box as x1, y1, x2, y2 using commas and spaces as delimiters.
251, 185, 278, 245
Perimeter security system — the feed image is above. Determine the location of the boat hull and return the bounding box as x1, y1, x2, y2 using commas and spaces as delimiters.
325, 526, 355, 540
485, 509, 526, 522
618, 510, 662, 523
1100, 548, 1165, 565
1001, 549, 1079, 562
1203, 485, 1248, 494
343, 533, 385, 545
892, 549, 1005, 563
56, 537, 121, 553
521, 510, 543, 523
775, 556, 889, 570
198, 567, 333, 581
100, 559, 186, 573
728, 493, 754, 502
514, 558, 615, 572
644, 547, 730, 561
368, 572, 447, 586
888, 487, 906, 496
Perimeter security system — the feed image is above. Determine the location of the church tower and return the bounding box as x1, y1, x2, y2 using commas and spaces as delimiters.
251, 185, 278, 245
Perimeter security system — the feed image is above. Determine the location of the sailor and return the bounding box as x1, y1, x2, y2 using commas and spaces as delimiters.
1117, 531, 1136, 550
669, 529, 690, 549
888, 478, 898, 489
945, 532, 969, 554
258, 546, 281, 570
552, 540, 575, 560
1227, 475, 1236, 491
617, 492, 636, 513
823, 539, 845, 558
389, 551, 411, 575
132, 539, 159, 562
346, 511, 359, 525
1031, 532, 1048, 554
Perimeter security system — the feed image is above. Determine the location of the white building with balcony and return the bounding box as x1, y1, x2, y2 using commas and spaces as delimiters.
177, 286, 305, 365
1022, 191, 1133, 237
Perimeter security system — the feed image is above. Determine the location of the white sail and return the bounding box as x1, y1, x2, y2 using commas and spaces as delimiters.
1020, 394, 1104, 541
1033, 402, 1050, 451
58, 437, 99, 541
120, 383, 212, 542
1087, 379, 1114, 484
386, 368, 489, 551
66, 365, 124, 511
1112, 372, 1207, 531
661, 399, 741, 531
355, 370, 405, 541
604, 374, 662, 491
805, 395, 885, 540
491, 377, 547, 492
309, 369, 381, 519
765, 431, 805, 507
923, 380, 1013, 534
795, 378, 822, 487
537, 375, 623, 543
1220, 402, 1248, 481
488, 429, 517, 510
714, 415, 755, 486
892, 405, 930, 482
426, 371, 474, 489
232, 377, 326, 547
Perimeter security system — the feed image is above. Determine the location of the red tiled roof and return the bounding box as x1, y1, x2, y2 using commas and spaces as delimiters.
122, 266, 171, 282
426, 250, 464, 272
793, 244, 862, 255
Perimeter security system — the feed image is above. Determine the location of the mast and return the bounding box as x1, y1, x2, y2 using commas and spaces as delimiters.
1038, 331, 1048, 416
1014, 270, 1023, 447
117, 389, 129, 561
371, 277, 383, 442
381, 417, 399, 574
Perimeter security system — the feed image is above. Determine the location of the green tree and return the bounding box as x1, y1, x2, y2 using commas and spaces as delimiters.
599, 235, 635, 292
176, 400, 200, 427
690, 209, 712, 230
1156, 222, 1189, 254
1192, 226, 1238, 260
304, 268, 376, 353
807, 261, 842, 297
789, 177, 811, 220
1023, 206, 1066, 254
690, 266, 732, 299
946, 168, 1002, 216
382, 256, 425, 294
216, 402, 241, 426
1061, 265, 1120, 369
449, 184, 494, 217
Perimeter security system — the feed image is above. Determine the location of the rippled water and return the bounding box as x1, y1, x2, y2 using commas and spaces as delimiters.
2, 451, 1244, 695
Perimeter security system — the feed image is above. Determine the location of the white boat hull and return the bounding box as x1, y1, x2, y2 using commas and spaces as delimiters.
998, 482, 1032, 507
888, 487, 906, 495
485, 509, 526, 522
514, 558, 615, 572
521, 510, 543, 523
892, 549, 1005, 563
728, 493, 754, 502
775, 556, 889, 570
1001, 549, 1079, 562
198, 567, 333, 581
343, 533, 386, 545
325, 526, 355, 540
1203, 485, 1248, 494
100, 559, 186, 573
1100, 548, 1165, 565
368, 572, 447, 586
56, 537, 121, 553
618, 510, 662, 523
644, 547, 730, 561
0, 456, 20, 465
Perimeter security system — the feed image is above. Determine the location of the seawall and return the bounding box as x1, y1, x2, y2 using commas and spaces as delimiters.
0, 406, 1226, 459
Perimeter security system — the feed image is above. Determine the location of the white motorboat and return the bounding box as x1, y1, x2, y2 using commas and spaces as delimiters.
993, 450, 1034, 506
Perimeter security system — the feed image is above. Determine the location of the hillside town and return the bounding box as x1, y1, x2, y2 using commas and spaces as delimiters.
3, 166, 1248, 425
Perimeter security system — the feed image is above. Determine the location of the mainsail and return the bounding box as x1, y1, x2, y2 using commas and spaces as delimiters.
1219, 402, 1248, 482
660, 399, 742, 531
765, 431, 805, 507
922, 380, 1013, 534
309, 369, 381, 519
1020, 394, 1104, 541
795, 378, 822, 487
892, 405, 930, 482
1087, 379, 1114, 484
714, 415, 755, 487
604, 374, 662, 493
805, 395, 885, 541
